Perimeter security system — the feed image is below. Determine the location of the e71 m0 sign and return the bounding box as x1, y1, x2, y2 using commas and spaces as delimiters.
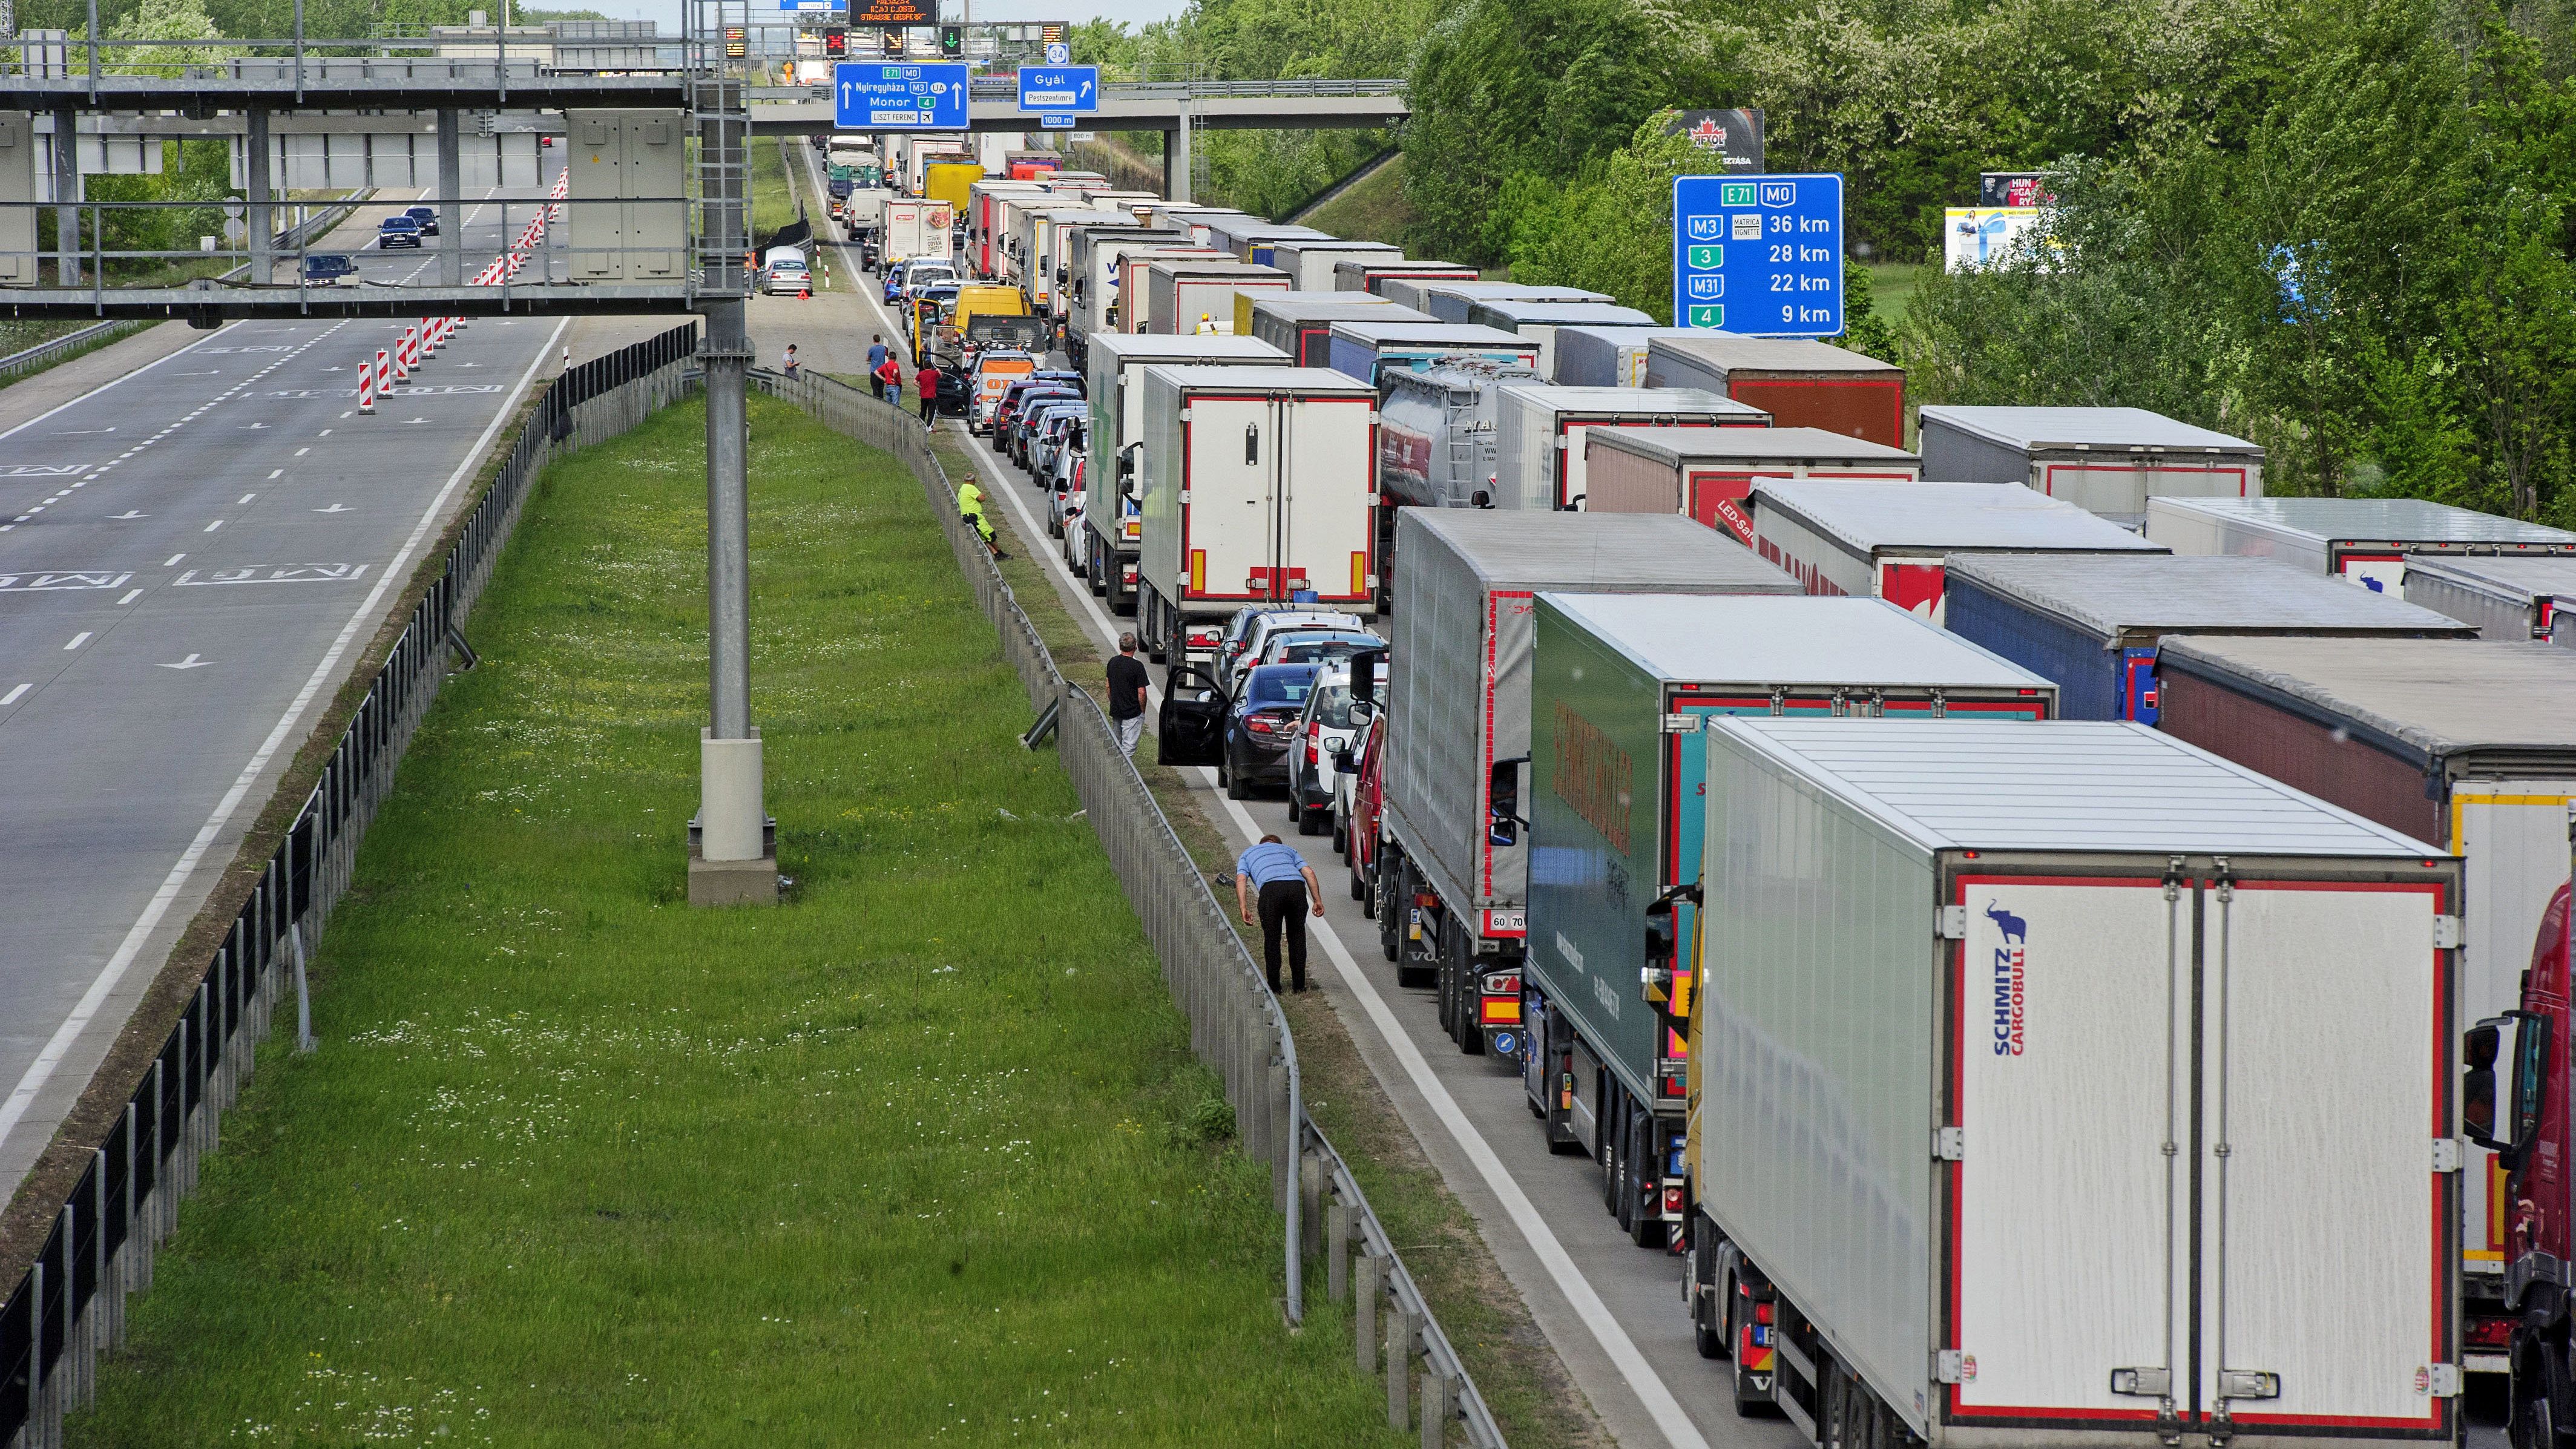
1672, 174, 1843, 337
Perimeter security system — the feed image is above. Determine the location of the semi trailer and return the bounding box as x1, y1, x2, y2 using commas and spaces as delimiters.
1079, 334, 1289, 617
1142, 259, 1292, 335
1551, 326, 1699, 388
1522, 596, 2056, 1250
1404, 280, 1610, 323
1134, 365, 1379, 663
1326, 321, 1537, 388
2402, 556, 2576, 643
1460, 300, 1660, 376
1242, 294, 1418, 365
1333, 258, 1480, 295
1583, 426, 1918, 538
1917, 404, 2266, 525
1684, 717, 2462, 1449
2144, 496, 2576, 594
1372, 513, 1802, 1061
2152, 635, 2576, 1376
1751, 478, 2165, 623
1490, 385, 1768, 513
1644, 335, 1906, 450
1268, 239, 1402, 290
1942, 553, 2474, 721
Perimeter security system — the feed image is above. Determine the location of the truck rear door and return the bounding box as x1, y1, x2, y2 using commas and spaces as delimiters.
1183, 392, 1274, 605
1278, 393, 1376, 608
2455, 781, 2576, 1277
1947, 873, 2451, 1436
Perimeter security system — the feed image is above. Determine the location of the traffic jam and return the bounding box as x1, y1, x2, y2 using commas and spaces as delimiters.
836, 140, 2576, 1449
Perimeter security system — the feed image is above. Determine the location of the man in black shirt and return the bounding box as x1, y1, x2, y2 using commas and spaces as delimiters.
1106, 632, 1151, 757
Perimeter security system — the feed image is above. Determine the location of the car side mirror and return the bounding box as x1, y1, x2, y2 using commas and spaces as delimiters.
1487, 754, 1527, 847
1347, 699, 1376, 723
2467, 1011, 2549, 1162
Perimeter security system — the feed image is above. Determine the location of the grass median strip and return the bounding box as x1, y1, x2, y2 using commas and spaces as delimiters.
77, 393, 1402, 1446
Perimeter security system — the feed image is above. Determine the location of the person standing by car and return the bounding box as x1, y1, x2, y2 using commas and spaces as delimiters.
1234, 835, 1324, 993
1107, 633, 1149, 757
915, 360, 942, 425
866, 335, 889, 399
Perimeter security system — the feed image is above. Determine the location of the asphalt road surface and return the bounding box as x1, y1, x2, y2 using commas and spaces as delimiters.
0, 162, 582, 1201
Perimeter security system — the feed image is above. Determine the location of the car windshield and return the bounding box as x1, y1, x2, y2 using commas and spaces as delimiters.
1273, 637, 1374, 666
1246, 669, 1315, 706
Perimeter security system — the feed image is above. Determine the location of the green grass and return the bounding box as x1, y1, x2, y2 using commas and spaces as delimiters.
755, 137, 802, 243
1297, 154, 1410, 248
74, 395, 1407, 1447
1866, 261, 1920, 330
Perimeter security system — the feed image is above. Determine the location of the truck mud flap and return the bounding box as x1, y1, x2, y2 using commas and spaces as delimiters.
1567, 1036, 1602, 1158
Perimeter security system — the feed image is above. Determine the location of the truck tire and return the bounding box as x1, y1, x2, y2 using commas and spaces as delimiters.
1730, 1290, 1773, 1418
2516, 1338, 2573, 1449
1628, 1126, 1661, 1249
1691, 1227, 1728, 1359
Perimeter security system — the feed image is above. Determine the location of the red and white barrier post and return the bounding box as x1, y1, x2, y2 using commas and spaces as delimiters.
358, 358, 375, 414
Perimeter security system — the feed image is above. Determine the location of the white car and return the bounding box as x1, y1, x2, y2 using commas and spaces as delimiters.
1282, 662, 1382, 836
1220, 608, 1368, 699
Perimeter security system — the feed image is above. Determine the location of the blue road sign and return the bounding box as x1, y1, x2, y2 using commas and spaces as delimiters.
1043, 41, 1070, 64
1017, 65, 1099, 112
834, 61, 970, 131
1039, 113, 1076, 129
1672, 173, 1844, 336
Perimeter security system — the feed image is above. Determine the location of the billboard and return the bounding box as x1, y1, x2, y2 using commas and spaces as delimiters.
1943, 207, 2046, 271
1666, 109, 1763, 174
1979, 172, 2054, 208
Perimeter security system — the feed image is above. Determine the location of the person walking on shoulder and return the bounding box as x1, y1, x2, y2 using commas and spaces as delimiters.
958, 475, 1007, 560
916, 360, 942, 425
781, 343, 800, 378
1107, 633, 1150, 757
866, 334, 889, 399
1235, 835, 1323, 994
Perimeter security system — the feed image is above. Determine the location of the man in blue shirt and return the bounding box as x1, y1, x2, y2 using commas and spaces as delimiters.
1234, 834, 1324, 993
866, 334, 889, 399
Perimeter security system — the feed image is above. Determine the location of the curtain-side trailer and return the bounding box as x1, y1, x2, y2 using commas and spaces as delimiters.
1524, 597, 2055, 1249
1645, 335, 1907, 450
2402, 556, 2576, 643
1491, 384, 1767, 513
1942, 553, 2474, 721
1685, 718, 2460, 1449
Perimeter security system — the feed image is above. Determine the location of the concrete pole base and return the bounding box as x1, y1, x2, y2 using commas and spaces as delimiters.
692, 728, 774, 906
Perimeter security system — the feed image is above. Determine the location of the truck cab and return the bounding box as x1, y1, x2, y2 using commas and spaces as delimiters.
2477, 875, 2573, 1440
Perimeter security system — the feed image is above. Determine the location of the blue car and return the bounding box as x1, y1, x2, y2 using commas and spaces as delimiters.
1218, 663, 1324, 800
377, 214, 424, 249
404, 205, 439, 237
301, 252, 358, 284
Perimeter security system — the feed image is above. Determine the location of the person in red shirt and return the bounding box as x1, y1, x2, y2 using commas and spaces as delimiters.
873, 353, 902, 403
915, 362, 942, 424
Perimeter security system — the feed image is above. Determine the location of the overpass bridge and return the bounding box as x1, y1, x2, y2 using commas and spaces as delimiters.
745, 77, 1410, 136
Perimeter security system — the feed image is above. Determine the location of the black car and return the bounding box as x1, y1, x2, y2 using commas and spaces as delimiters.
1155, 661, 1321, 800
404, 205, 439, 237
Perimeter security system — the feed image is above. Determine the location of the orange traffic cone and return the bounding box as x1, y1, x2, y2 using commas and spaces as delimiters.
800, 284, 810, 301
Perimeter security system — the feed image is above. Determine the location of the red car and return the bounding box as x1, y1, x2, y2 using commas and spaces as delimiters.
1345, 691, 1389, 945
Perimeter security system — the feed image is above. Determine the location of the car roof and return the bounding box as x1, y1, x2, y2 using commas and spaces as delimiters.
1269, 631, 1381, 650
1246, 662, 1323, 682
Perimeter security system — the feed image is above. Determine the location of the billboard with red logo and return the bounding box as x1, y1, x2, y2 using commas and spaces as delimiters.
1663, 109, 1763, 174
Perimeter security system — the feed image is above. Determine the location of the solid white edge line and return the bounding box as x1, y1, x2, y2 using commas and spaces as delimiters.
0, 312, 573, 1159
936, 388, 1713, 1449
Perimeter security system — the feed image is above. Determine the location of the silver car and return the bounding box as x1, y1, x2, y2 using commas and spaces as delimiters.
1281, 663, 1382, 836
1221, 608, 1367, 698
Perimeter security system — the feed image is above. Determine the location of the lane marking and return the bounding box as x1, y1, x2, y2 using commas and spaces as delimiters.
62, 632, 88, 649
267, 469, 283, 480
238, 492, 257, 504
203, 519, 223, 533
162, 553, 183, 566
0, 683, 25, 706
294, 447, 309, 456
116, 588, 140, 605
0, 310, 573, 1165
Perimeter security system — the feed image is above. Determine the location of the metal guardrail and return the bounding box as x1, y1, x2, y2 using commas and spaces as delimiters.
0, 320, 138, 381
754, 366, 1504, 1448
0, 322, 702, 1449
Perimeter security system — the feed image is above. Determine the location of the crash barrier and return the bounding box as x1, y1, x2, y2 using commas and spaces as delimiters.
0, 322, 702, 1449
754, 366, 1506, 1448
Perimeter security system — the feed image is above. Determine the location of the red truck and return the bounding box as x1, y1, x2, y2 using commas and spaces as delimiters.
2477, 854, 2576, 1444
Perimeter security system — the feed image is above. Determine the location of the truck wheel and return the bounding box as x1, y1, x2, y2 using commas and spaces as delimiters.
1377, 853, 1401, 963
2516, 1339, 2572, 1449
1693, 1236, 1729, 1359
1730, 1292, 1773, 1418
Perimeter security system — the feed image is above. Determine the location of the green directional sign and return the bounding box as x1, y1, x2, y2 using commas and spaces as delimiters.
1687, 244, 1722, 269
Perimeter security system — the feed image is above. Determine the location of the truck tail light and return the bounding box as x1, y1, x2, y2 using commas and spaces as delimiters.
1120, 566, 1137, 585
1480, 993, 1521, 1025
1754, 1301, 1773, 1325
1663, 1186, 1684, 1217
1483, 970, 1520, 994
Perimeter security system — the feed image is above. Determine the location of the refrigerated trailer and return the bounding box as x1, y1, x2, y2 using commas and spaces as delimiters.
874, 196, 953, 268
1242, 294, 1418, 365
1333, 258, 1479, 295
1523, 596, 2056, 1250
2152, 635, 2576, 1375
1585, 425, 1917, 538
1079, 334, 1289, 617
1686, 717, 2462, 1449
2399, 556, 2576, 643
1645, 335, 1907, 450
2146, 496, 2576, 594
1491, 385, 1769, 513
1143, 260, 1293, 335
1460, 300, 1658, 376
1918, 404, 2265, 525
1752, 478, 2164, 623
1133, 366, 1379, 665
1376, 514, 1802, 1062
1112, 246, 1229, 334
1269, 239, 1402, 290
1943, 553, 2474, 721
1549, 326, 1698, 387
1065, 227, 1191, 352
1405, 280, 1610, 323
1326, 321, 1537, 388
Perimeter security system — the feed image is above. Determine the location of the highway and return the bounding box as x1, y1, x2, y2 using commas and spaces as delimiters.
778, 148, 1792, 1446
0, 160, 578, 1203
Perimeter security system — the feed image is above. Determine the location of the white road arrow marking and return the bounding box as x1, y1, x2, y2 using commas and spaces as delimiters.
108, 511, 147, 519
56, 427, 114, 435
402, 418, 426, 424
157, 654, 210, 669
238, 423, 269, 430
312, 504, 350, 513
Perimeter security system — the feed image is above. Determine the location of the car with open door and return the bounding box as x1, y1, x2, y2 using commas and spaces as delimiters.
1217, 663, 1322, 800
1155, 662, 1230, 768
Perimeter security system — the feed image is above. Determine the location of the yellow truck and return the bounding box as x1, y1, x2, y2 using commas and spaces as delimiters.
922, 162, 985, 217
942, 283, 1045, 361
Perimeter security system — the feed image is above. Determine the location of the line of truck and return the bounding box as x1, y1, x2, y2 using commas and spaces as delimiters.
870, 172, 2576, 1447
